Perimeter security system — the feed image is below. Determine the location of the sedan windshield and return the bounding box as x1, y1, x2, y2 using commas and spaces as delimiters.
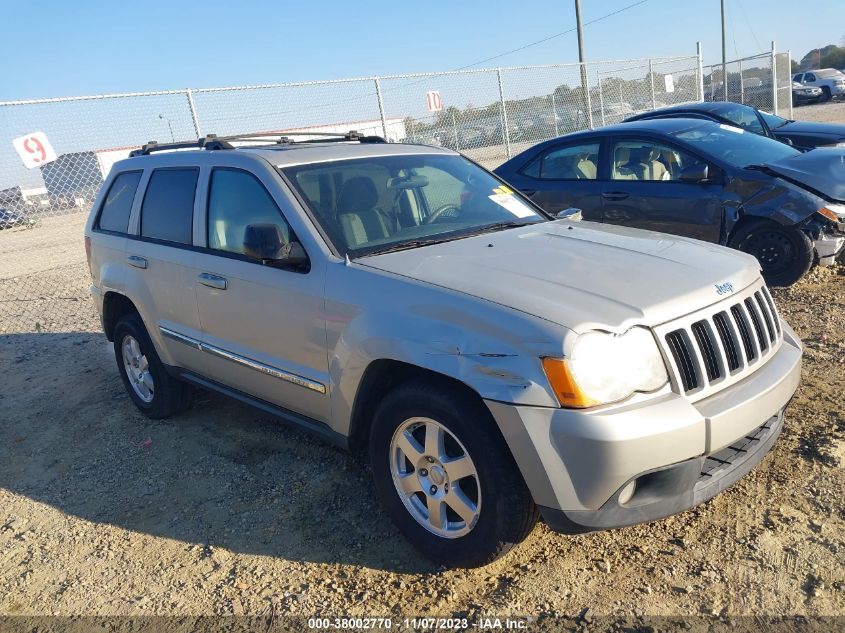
281, 153, 547, 257
672, 123, 800, 169
759, 110, 789, 130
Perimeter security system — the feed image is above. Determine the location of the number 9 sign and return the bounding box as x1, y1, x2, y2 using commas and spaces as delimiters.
13, 131, 58, 169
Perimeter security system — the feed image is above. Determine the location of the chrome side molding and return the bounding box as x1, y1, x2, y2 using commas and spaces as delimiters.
159, 326, 326, 394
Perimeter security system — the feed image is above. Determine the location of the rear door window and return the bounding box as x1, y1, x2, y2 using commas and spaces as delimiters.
521, 142, 600, 180
140, 168, 199, 244
97, 171, 142, 233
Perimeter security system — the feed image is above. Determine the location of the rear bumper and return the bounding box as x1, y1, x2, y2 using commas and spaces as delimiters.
485, 320, 802, 533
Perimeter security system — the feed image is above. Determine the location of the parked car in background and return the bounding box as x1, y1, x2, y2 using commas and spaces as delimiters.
792, 81, 823, 106
0, 207, 32, 229
625, 101, 845, 151
494, 118, 845, 285
86, 132, 802, 567
793, 69, 845, 101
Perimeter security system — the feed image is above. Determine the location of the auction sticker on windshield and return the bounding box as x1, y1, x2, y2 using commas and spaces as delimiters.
489, 185, 534, 218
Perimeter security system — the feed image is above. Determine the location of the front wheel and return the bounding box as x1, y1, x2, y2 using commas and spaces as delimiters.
368, 380, 538, 568
729, 219, 813, 286
821, 86, 832, 102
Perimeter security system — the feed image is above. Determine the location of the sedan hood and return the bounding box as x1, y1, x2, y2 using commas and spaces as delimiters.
763, 147, 845, 201
358, 221, 760, 332
778, 119, 845, 139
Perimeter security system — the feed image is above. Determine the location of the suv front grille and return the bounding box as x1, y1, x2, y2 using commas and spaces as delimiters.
657, 282, 782, 399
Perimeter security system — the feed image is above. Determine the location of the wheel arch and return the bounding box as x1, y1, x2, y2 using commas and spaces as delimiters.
102, 292, 140, 341
347, 359, 496, 457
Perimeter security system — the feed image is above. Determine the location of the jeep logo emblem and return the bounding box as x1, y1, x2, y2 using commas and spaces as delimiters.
715, 282, 735, 295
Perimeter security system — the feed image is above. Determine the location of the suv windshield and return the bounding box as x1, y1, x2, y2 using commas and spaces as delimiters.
672, 122, 799, 169
282, 153, 547, 257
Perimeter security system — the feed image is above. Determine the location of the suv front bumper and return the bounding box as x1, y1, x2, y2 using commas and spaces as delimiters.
485, 320, 802, 533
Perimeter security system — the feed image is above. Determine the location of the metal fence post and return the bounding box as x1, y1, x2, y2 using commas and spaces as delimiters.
496, 68, 512, 159
697, 42, 705, 103
451, 110, 460, 151
185, 88, 202, 139
551, 94, 559, 136
739, 59, 744, 104
788, 49, 794, 119
771, 41, 778, 115
649, 59, 656, 109
373, 78, 389, 140
583, 63, 594, 129
598, 76, 606, 126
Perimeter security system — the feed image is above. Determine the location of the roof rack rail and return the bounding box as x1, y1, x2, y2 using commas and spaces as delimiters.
129, 130, 385, 156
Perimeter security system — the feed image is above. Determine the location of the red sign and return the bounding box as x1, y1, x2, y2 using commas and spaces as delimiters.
426, 91, 443, 112
13, 131, 57, 169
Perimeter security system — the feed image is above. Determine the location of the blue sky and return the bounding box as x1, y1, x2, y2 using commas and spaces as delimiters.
1, 0, 844, 101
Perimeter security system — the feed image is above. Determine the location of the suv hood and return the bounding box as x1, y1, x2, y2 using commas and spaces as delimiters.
358, 221, 760, 332
762, 147, 845, 201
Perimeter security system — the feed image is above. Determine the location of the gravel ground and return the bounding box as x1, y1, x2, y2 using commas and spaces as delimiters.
1, 105, 844, 628
791, 100, 845, 124
1, 262, 843, 624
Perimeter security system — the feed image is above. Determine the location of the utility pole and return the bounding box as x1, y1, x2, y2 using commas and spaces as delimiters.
574, 0, 593, 127
720, 0, 728, 101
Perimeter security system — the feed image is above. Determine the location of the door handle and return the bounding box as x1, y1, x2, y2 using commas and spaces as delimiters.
602, 191, 630, 201
127, 255, 147, 269
198, 273, 227, 290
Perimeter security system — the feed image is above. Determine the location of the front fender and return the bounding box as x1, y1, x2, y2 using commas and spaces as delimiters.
324, 262, 570, 435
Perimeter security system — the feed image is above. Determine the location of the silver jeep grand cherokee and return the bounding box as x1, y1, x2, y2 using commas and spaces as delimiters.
85, 132, 802, 568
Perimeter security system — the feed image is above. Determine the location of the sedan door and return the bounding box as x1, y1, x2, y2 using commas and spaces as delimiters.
192, 166, 330, 424
601, 137, 724, 243
497, 139, 606, 221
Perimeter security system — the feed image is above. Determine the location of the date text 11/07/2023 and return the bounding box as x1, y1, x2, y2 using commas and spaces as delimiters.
307, 617, 530, 630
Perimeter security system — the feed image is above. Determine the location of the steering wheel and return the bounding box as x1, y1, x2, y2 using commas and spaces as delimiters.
424, 203, 461, 225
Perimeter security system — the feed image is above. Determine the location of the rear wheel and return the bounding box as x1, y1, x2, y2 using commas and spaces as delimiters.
729, 219, 813, 286
368, 380, 538, 568
113, 312, 192, 419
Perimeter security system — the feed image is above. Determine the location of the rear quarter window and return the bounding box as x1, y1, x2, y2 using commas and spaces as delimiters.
96, 171, 142, 233
140, 168, 199, 244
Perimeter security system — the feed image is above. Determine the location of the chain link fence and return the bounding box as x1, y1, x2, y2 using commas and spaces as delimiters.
0, 52, 701, 333
702, 49, 794, 118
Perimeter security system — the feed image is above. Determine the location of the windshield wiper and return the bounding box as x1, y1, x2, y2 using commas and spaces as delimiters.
356, 235, 467, 257
466, 220, 537, 235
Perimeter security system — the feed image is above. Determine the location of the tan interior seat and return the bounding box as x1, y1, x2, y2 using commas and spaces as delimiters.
336, 177, 391, 248
613, 146, 638, 180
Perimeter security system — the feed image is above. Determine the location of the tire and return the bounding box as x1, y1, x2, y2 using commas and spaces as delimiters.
821, 86, 832, 102
729, 219, 814, 286
113, 312, 192, 419
368, 379, 538, 568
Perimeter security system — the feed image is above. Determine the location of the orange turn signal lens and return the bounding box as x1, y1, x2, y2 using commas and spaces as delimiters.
818, 207, 841, 223
541, 357, 600, 409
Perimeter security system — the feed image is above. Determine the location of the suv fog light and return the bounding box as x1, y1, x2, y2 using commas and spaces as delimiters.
618, 480, 637, 505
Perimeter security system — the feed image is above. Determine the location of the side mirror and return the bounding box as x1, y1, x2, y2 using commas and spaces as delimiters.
680, 164, 710, 183
243, 224, 309, 269
556, 207, 583, 221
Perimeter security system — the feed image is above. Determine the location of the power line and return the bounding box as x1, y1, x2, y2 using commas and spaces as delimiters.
454, 0, 652, 71
736, 0, 763, 52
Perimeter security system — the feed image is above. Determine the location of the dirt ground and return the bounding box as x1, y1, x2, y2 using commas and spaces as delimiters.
0, 102, 844, 629
1, 269, 844, 626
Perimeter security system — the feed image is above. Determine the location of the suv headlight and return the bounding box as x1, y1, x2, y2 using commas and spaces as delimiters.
542, 327, 669, 408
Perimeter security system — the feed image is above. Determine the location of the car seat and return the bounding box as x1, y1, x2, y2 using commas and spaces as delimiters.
337, 177, 391, 248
